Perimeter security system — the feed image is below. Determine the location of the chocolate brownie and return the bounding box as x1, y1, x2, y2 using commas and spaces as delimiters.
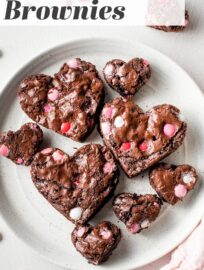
150, 10, 189, 32
31, 144, 119, 224
18, 58, 104, 142
0, 123, 43, 166
113, 193, 162, 234
71, 221, 121, 265
150, 163, 198, 205
99, 97, 187, 177
103, 58, 151, 97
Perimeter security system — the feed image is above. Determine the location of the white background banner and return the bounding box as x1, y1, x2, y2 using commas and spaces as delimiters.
0, 0, 185, 26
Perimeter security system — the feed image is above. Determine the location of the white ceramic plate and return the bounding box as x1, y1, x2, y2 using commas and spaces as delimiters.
0, 38, 204, 270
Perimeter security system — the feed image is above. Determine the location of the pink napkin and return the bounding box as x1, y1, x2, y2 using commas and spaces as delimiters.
161, 217, 204, 270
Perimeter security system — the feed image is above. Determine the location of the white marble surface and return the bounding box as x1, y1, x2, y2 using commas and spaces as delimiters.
0, 1, 204, 268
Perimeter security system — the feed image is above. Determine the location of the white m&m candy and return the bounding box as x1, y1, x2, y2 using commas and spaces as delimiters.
52, 150, 65, 162
67, 58, 79, 69
141, 219, 150, 229
114, 116, 124, 128
69, 207, 82, 220
48, 88, 59, 101
104, 64, 114, 76
101, 122, 111, 137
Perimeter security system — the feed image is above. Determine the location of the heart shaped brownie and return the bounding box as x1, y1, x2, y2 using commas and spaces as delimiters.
0, 123, 43, 166
103, 58, 151, 97
149, 163, 198, 205
18, 58, 104, 142
99, 97, 187, 177
31, 144, 119, 224
71, 221, 121, 265
113, 193, 162, 234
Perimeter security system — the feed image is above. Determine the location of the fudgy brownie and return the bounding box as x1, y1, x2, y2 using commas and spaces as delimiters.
71, 221, 121, 265
99, 97, 187, 177
18, 58, 104, 142
0, 123, 43, 166
31, 144, 119, 224
149, 163, 198, 205
103, 58, 151, 97
150, 10, 189, 32
113, 193, 162, 234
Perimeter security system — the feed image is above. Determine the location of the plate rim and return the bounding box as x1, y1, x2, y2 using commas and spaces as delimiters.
0, 37, 204, 269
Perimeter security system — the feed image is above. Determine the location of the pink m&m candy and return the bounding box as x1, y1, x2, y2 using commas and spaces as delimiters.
44, 104, 52, 113
61, 122, 71, 134
128, 223, 141, 234
120, 142, 131, 151
104, 64, 114, 76
0, 144, 9, 157
139, 141, 148, 152
16, 158, 23, 164
103, 162, 113, 174
48, 89, 59, 101
103, 107, 113, 119
100, 229, 111, 239
101, 122, 111, 136
163, 124, 176, 138
174, 184, 187, 198
52, 150, 64, 162
143, 59, 149, 67
77, 227, 85, 237
41, 148, 53, 155
67, 58, 79, 69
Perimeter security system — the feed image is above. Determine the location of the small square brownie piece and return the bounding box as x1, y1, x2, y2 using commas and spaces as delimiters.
150, 10, 189, 32
71, 221, 121, 265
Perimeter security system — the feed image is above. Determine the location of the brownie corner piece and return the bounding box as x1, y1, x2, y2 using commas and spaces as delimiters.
113, 193, 162, 234
71, 221, 121, 265
149, 10, 189, 32
0, 122, 43, 166
149, 163, 198, 205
